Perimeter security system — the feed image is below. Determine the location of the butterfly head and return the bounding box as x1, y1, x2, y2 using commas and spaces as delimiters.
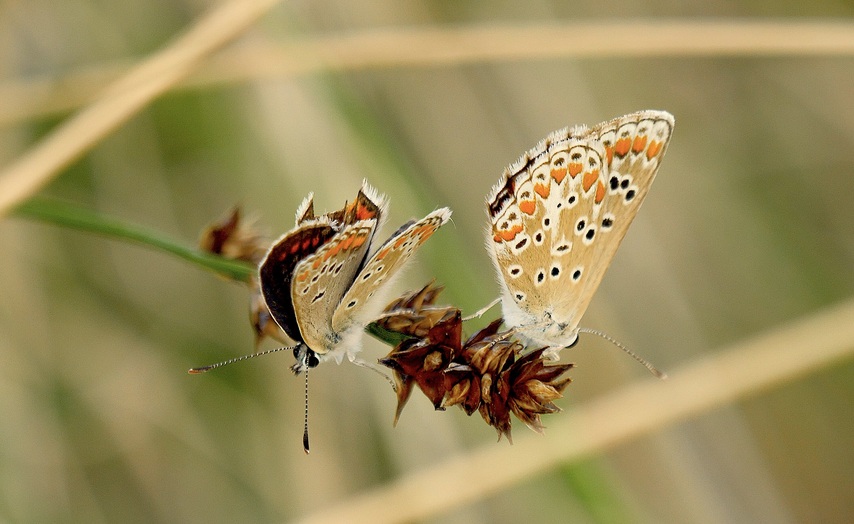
291, 343, 321, 374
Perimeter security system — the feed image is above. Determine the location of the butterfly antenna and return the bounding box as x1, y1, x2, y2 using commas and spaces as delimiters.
188, 345, 297, 374
578, 328, 667, 379
302, 362, 311, 454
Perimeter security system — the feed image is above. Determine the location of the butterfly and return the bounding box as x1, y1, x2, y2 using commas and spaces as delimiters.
486, 110, 674, 357
259, 180, 452, 373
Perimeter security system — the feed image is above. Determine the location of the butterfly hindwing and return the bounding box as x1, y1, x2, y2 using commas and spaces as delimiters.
332, 208, 452, 335
487, 131, 608, 335
289, 220, 377, 354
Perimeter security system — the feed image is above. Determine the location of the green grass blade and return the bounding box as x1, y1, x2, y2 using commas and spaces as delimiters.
12, 197, 255, 283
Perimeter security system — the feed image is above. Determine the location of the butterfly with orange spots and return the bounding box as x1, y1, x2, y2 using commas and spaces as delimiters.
487, 110, 674, 357
260, 180, 451, 372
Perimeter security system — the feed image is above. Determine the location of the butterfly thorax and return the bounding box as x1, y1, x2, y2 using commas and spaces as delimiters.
500, 293, 580, 350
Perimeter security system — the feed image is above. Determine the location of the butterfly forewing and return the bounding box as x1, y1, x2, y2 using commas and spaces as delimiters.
569, 112, 673, 316
487, 110, 674, 348
332, 208, 452, 334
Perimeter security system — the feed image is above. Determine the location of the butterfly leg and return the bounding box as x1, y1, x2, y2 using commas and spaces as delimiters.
350, 356, 397, 391
462, 297, 501, 321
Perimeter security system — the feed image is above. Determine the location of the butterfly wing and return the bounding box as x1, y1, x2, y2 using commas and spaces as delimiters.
259, 222, 338, 344
572, 110, 674, 311
289, 220, 377, 354
260, 181, 389, 356
487, 110, 674, 347
331, 207, 452, 338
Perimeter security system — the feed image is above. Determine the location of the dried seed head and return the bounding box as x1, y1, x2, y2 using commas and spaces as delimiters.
199, 206, 267, 265
379, 311, 463, 420
377, 282, 574, 439
375, 282, 458, 339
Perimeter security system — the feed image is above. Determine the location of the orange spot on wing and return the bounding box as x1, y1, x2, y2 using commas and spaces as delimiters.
296, 270, 309, 281
322, 243, 339, 261
416, 224, 437, 239
376, 247, 391, 260
568, 163, 583, 178
632, 135, 648, 154
356, 203, 376, 220
605, 145, 614, 165
351, 233, 367, 248
519, 200, 537, 215
495, 224, 524, 242
550, 167, 567, 183
594, 180, 606, 203
646, 140, 662, 160
394, 235, 407, 249
534, 183, 550, 198
615, 138, 631, 158
582, 169, 599, 192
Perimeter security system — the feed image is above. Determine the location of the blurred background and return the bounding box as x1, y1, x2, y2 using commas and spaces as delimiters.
1, 1, 853, 522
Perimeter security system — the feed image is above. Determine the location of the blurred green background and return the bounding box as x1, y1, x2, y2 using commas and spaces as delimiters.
1, 1, 853, 522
